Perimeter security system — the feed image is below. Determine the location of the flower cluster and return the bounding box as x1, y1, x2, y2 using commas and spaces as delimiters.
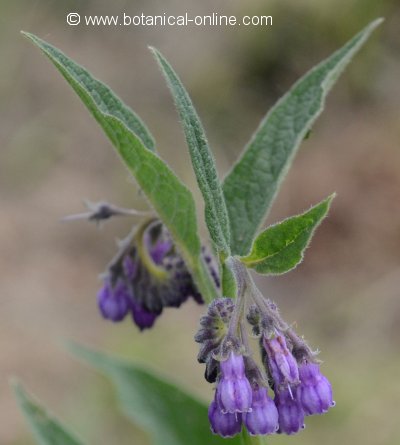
195, 298, 334, 438
97, 219, 218, 330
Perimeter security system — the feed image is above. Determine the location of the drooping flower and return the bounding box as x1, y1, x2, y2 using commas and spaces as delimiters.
217, 352, 253, 414
97, 279, 131, 322
274, 388, 305, 435
98, 219, 219, 330
243, 385, 279, 435
297, 362, 335, 415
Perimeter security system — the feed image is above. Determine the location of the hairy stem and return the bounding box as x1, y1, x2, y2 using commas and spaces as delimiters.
225, 257, 248, 338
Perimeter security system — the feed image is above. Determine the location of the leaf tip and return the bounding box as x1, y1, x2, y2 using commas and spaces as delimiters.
21, 31, 42, 49
317, 192, 336, 215
360, 18, 384, 39
10, 376, 21, 394
148, 46, 161, 59
357, 18, 384, 38
20, 30, 34, 41
20, 30, 35, 40
327, 192, 337, 204
371, 17, 385, 28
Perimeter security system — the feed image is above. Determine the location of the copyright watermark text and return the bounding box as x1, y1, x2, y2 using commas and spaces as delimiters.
67, 12, 272, 27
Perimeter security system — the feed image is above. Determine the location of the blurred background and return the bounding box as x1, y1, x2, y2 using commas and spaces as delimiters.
1, 0, 399, 444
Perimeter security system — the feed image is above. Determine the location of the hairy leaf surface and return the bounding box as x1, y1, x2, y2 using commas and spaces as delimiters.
24, 33, 217, 301
152, 48, 231, 254
223, 19, 382, 256
241, 195, 334, 274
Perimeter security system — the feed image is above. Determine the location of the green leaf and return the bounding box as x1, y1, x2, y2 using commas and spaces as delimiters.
151, 48, 231, 254
223, 19, 382, 256
241, 194, 334, 275
22, 32, 155, 152
12, 381, 84, 445
70, 344, 240, 445
23, 33, 218, 302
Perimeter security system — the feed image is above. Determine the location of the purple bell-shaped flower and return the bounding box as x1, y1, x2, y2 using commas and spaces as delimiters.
243, 385, 279, 435
97, 279, 131, 322
297, 362, 335, 415
275, 388, 305, 435
217, 352, 253, 413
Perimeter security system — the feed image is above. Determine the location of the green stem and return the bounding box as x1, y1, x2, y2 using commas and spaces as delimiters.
194, 257, 220, 303
221, 260, 237, 299
224, 257, 249, 336
136, 219, 168, 280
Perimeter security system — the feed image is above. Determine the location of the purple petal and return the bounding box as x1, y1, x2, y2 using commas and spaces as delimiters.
150, 240, 172, 265
208, 399, 242, 438
131, 299, 160, 331
97, 280, 131, 322
243, 386, 279, 435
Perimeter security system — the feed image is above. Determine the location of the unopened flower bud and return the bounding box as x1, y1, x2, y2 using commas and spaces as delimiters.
195, 298, 235, 379
246, 305, 262, 336
263, 333, 299, 389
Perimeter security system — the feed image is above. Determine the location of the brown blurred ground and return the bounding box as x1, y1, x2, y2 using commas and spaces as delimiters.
1, 0, 400, 444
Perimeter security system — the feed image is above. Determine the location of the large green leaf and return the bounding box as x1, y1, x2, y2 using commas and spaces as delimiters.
23, 33, 217, 302
151, 48, 231, 254
22, 32, 155, 152
223, 19, 382, 256
13, 381, 84, 445
71, 344, 241, 445
241, 195, 334, 275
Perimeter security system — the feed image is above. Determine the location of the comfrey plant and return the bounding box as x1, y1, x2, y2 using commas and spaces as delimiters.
14, 19, 381, 445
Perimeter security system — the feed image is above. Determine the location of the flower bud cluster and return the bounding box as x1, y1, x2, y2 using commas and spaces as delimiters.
97, 220, 219, 330
195, 297, 334, 438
